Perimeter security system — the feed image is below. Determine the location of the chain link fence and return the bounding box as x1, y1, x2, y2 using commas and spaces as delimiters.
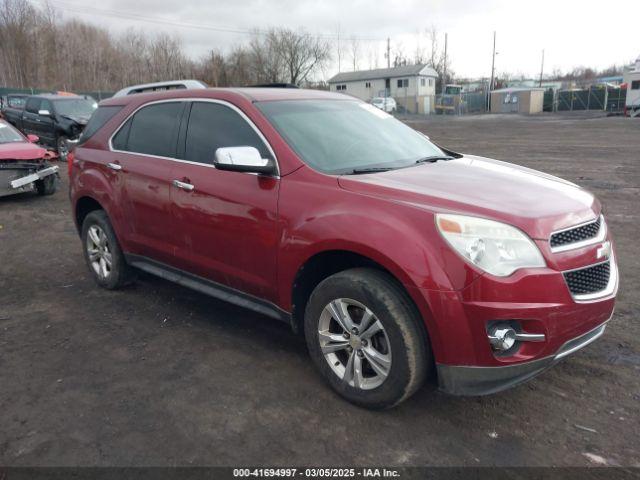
434, 92, 487, 115
553, 86, 626, 113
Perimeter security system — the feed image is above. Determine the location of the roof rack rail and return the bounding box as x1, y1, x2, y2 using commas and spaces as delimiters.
249, 83, 299, 89
113, 80, 208, 98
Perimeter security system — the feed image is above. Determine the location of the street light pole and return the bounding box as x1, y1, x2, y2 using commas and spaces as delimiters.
539, 49, 545, 87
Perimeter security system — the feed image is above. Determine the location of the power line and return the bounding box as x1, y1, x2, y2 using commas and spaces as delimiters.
27, 0, 385, 42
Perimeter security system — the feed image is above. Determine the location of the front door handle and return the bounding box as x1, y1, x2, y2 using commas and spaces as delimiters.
107, 162, 122, 171
173, 179, 195, 191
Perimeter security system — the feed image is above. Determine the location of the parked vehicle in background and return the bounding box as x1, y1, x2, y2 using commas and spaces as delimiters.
371, 96, 397, 113
0, 119, 58, 197
112, 79, 207, 97
69, 88, 617, 409
12, 94, 98, 161
0, 94, 29, 124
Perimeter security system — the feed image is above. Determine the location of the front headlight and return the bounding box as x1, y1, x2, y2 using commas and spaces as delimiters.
436, 214, 546, 277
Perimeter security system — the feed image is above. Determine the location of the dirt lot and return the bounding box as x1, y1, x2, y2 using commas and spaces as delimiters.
0, 113, 638, 467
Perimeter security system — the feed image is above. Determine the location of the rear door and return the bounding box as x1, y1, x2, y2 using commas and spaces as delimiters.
109, 101, 186, 266
170, 100, 280, 301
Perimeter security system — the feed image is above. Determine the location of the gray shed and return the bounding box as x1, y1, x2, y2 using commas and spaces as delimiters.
490, 87, 545, 114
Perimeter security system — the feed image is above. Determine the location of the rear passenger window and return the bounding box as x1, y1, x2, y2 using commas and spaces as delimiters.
117, 102, 182, 157
111, 118, 132, 151
184, 102, 272, 165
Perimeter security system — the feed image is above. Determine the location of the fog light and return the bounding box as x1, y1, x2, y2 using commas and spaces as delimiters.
488, 327, 517, 351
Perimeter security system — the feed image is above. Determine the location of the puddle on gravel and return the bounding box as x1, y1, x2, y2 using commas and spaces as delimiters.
606, 352, 640, 367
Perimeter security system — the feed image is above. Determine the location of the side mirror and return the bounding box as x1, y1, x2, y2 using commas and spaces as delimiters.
27, 134, 39, 143
38, 109, 51, 116
214, 146, 276, 175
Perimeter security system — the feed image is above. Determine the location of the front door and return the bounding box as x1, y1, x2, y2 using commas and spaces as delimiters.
22, 98, 42, 136
36, 99, 56, 146
170, 100, 280, 302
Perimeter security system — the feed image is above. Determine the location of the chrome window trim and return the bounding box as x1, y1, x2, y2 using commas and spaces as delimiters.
107, 97, 280, 177
549, 215, 606, 253
562, 253, 618, 302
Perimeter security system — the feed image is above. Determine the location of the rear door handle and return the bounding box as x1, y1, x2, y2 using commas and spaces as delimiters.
107, 162, 122, 171
173, 179, 195, 191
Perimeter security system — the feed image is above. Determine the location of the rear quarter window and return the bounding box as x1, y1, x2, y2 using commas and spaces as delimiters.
77, 106, 123, 146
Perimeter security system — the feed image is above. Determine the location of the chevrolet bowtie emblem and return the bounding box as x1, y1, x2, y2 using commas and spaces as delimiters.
597, 241, 611, 260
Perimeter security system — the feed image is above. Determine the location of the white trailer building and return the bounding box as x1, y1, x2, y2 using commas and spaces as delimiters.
623, 55, 640, 117
328, 64, 438, 114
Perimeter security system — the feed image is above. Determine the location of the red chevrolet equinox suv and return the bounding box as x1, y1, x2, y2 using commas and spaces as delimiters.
69, 88, 618, 409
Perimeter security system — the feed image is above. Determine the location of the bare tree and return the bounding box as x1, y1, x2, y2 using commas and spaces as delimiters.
275, 28, 331, 85
334, 24, 343, 72
349, 35, 360, 71
249, 30, 283, 83
425, 26, 454, 88
0, 2, 331, 91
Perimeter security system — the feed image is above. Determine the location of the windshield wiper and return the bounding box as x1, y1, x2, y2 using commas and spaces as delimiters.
350, 167, 396, 175
415, 155, 454, 164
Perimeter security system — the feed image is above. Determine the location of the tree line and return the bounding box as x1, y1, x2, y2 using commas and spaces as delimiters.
0, 0, 332, 92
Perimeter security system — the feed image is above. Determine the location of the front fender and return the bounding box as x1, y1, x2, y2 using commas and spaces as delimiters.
276, 169, 480, 356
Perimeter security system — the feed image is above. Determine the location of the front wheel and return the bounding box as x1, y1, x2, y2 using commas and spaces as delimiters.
57, 135, 69, 162
304, 268, 430, 409
35, 173, 57, 195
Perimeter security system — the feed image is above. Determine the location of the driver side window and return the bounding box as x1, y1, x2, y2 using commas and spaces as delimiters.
183, 102, 272, 165
25, 98, 41, 114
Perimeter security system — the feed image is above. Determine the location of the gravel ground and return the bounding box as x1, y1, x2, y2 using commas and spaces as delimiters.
0, 113, 638, 467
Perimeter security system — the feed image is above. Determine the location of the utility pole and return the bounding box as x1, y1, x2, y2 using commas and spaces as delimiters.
489, 31, 496, 91
539, 49, 545, 87
386, 37, 391, 68
442, 32, 448, 95
488, 31, 496, 110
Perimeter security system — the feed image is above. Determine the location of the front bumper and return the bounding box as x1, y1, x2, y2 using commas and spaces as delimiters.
437, 318, 609, 395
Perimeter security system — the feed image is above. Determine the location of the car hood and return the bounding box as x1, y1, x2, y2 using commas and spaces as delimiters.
0, 142, 47, 161
61, 114, 90, 125
337, 154, 599, 240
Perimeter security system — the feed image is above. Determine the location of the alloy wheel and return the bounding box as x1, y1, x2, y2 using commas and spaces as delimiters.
318, 298, 392, 390
86, 225, 112, 279
57, 138, 68, 161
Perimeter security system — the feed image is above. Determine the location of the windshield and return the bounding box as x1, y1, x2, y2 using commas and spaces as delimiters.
53, 99, 97, 117
257, 100, 445, 174
0, 122, 24, 144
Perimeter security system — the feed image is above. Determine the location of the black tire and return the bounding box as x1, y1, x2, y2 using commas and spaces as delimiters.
35, 173, 57, 195
81, 210, 133, 289
57, 135, 69, 162
304, 268, 430, 409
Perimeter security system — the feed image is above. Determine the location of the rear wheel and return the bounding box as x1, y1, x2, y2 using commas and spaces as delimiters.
304, 268, 430, 409
81, 210, 133, 289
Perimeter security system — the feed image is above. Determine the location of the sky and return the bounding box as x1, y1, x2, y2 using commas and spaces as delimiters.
41, 0, 640, 80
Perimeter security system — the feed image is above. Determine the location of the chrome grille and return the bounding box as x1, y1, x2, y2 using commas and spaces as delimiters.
550, 216, 602, 249
564, 261, 611, 296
